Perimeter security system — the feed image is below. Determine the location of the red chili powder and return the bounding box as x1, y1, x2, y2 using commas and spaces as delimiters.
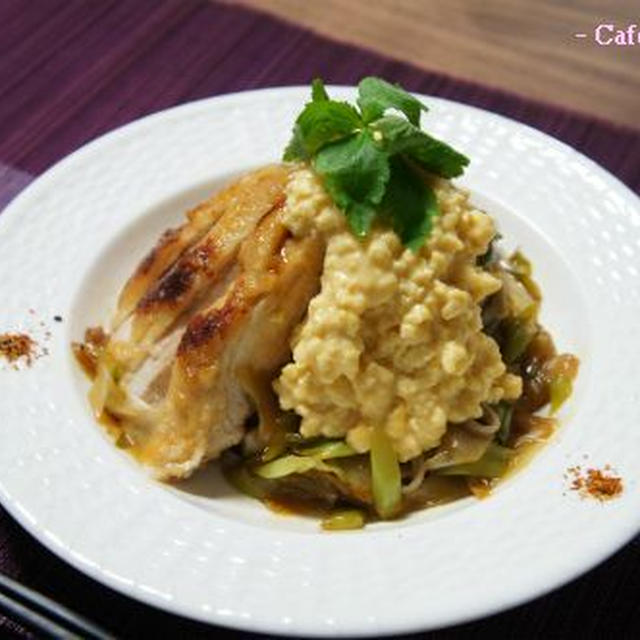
0, 332, 39, 367
566, 465, 623, 501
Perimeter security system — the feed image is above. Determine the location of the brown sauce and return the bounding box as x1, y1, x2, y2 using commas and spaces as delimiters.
72, 326, 108, 378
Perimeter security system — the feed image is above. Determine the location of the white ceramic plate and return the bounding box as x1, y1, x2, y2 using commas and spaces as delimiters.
1, 87, 639, 637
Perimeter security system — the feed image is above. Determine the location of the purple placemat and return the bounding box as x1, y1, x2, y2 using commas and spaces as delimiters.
1, 1, 639, 638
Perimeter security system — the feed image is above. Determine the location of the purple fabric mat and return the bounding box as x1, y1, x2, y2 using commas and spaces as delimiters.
1, 0, 639, 638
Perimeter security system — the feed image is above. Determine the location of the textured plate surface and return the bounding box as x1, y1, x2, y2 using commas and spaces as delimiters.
0, 87, 639, 637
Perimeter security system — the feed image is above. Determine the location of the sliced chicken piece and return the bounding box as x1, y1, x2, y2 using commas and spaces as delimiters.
133, 215, 324, 478
82, 166, 325, 480
115, 213, 217, 330
118, 205, 288, 405
129, 165, 290, 346
114, 165, 289, 330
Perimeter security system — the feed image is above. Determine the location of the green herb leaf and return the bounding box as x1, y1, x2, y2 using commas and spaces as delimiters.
314, 131, 390, 236
357, 76, 427, 126
347, 202, 378, 237
311, 77, 329, 102
283, 100, 361, 162
380, 157, 439, 251
282, 124, 307, 162
371, 115, 469, 178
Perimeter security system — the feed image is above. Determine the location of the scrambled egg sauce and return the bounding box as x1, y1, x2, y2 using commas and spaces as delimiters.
275, 168, 521, 462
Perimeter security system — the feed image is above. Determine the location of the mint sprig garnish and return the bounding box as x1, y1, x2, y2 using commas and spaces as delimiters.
283, 77, 470, 249
370, 115, 469, 179
283, 101, 362, 162
381, 157, 439, 250
315, 131, 389, 236
357, 76, 426, 126
311, 77, 329, 102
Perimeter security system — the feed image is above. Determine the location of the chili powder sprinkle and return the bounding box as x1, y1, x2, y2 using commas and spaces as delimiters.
566, 465, 623, 501
0, 332, 39, 367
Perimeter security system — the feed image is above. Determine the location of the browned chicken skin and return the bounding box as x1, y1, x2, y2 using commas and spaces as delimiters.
86, 166, 324, 479
117, 165, 290, 344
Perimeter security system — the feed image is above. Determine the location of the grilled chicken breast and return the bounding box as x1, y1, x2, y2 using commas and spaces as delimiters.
84, 166, 324, 479
116, 165, 290, 343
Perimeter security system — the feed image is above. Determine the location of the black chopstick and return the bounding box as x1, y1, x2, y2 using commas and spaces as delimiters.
0, 572, 114, 639
0, 590, 80, 639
